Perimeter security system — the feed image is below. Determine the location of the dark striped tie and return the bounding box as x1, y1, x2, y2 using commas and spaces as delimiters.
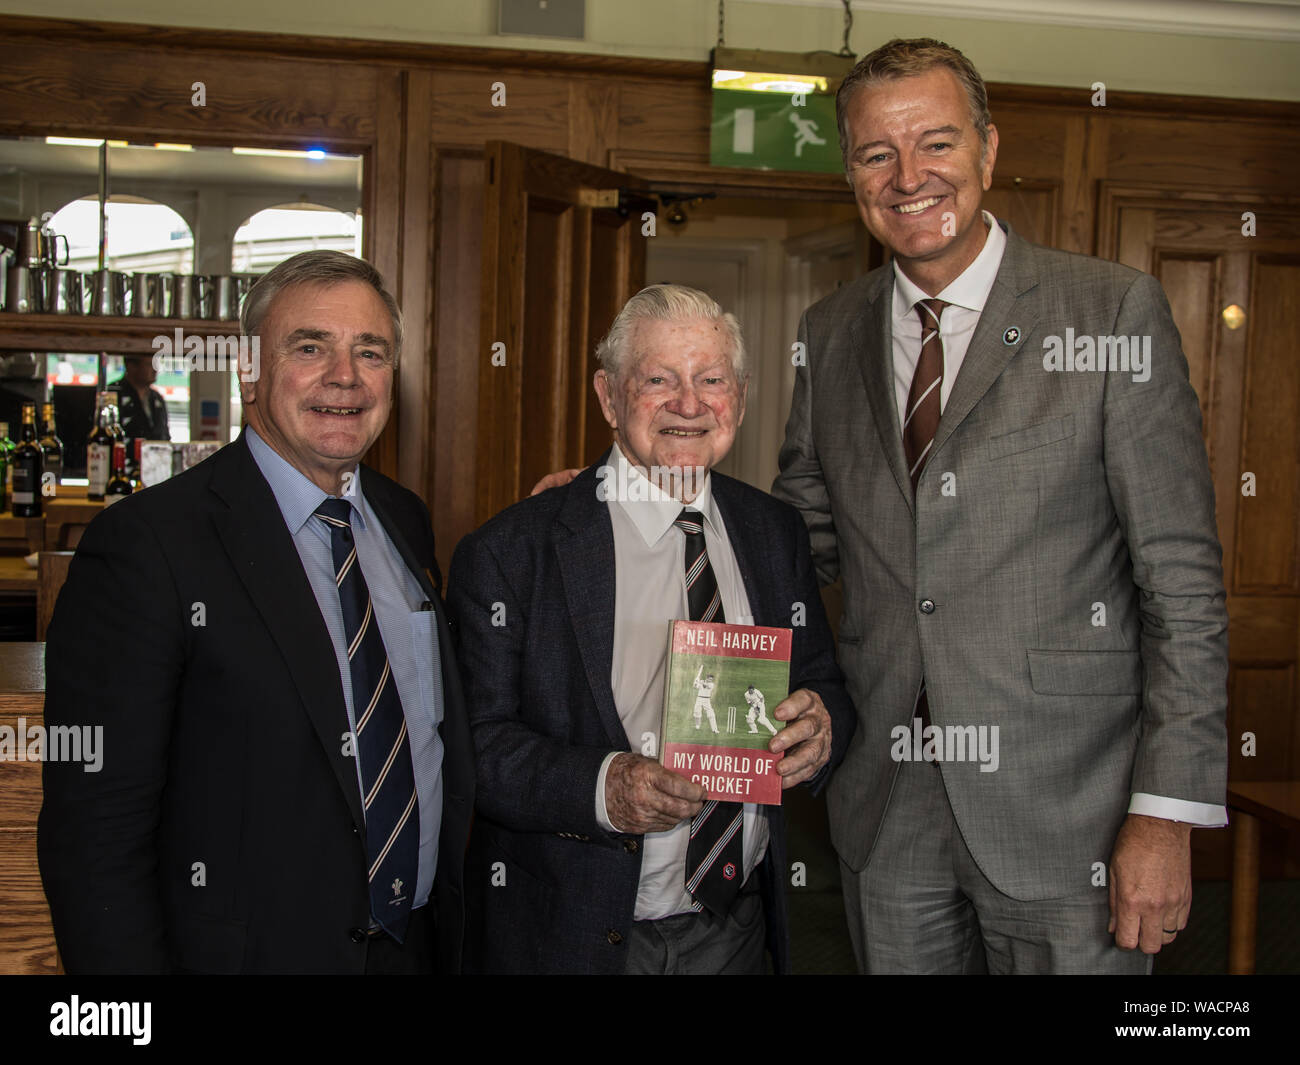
903, 299, 948, 732
315, 498, 419, 941
676, 508, 744, 915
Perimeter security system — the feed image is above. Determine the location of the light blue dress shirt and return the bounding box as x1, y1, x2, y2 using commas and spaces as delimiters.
247, 427, 445, 908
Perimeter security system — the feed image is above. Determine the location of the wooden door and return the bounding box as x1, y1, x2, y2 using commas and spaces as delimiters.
1102, 185, 1300, 877
476, 142, 648, 523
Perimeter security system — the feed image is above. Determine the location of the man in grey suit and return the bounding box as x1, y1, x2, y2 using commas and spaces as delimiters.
773, 37, 1228, 973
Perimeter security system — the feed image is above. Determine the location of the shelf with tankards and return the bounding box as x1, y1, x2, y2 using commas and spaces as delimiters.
0, 312, 238, 354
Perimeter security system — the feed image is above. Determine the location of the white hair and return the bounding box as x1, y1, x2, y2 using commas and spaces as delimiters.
595, 284, 746, 381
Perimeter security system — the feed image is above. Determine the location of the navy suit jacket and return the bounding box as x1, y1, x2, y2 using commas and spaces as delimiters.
447, 455, 854, 974
38, 432, 475, 973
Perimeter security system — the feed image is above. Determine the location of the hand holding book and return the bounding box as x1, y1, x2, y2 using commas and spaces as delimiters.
768, 688, 833, 789
605, 752, 706, 834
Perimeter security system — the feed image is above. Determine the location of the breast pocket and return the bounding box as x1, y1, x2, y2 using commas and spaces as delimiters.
408, 610, 445, 729
988, 413, 1076, 461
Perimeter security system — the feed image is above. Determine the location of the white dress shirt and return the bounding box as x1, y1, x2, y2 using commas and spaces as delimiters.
890, 213, 1226, 828
594, 443, 771, 919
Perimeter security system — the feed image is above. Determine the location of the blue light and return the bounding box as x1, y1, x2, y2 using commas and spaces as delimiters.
306, 148, 326, 160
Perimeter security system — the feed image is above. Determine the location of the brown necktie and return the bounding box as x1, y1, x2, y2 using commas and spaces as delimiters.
903, 299, 947, 736
903, 298, 948, 492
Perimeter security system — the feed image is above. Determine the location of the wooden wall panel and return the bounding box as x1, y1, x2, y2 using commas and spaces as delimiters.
430, 69, 569, 152
396, 68, 436, 500
617, 79, 711, 159
568, 79, 620, 167
1106, 117, 1300, 194
431, 150, 485, 578
0, 42, 377, 146
1234, 256, 1300, 592
1154, 253, 1220, 432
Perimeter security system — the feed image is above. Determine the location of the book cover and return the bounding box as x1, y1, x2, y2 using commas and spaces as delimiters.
659, 619, 792, 805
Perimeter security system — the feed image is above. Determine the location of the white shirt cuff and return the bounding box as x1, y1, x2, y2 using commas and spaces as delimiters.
1128, 793, 1228, 826
595, 750, 622, 832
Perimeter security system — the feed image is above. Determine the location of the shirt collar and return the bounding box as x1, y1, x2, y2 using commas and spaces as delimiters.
609, 441, 721, 549
892, 210, 1007, 320
245, 425, 368, 535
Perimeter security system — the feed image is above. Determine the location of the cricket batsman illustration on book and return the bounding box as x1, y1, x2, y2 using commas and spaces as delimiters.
691, 665, 721, 733
744, 683, 777, 736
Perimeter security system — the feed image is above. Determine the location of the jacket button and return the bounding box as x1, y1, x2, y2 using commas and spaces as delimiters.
919, 598, 935, 614
349, 927, 366, 943
623, 839, 639, 854
607, 930, 624, 945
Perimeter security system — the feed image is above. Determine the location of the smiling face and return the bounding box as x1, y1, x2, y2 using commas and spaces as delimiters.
593, 316, 746, 500
842, 66, 998, 292
240, 279, 395, 494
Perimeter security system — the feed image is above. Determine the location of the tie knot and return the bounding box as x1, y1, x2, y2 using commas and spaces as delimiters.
674, 508, 705, 537
314, 497, 353, 528
916, 298, 948, 328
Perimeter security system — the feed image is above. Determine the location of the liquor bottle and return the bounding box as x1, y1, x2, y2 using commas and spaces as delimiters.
131, 438, 144, 492
39, 401, 64, 490
103, 438, 133, 506
12, 402, 42, 517
106, 390, 128, 479
0, 421, 11, 512
86, 391, 116, 501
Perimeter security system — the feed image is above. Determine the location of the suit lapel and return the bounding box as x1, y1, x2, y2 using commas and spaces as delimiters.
930, 223, 1040, 461
209, 436, 366, 831
712, 476, 766, 622
554, 458, 628, 750
853, 268, 915, 514
366, 479, 441, 604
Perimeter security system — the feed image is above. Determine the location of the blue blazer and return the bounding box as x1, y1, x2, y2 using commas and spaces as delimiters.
447, 454, 855, 974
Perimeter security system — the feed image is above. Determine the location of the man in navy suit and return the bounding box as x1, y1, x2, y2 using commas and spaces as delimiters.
448, 284, 854, 974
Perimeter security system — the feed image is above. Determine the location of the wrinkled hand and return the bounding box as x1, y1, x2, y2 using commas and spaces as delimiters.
769, 688, 832, 789
529, 469, 583, 496
606, 752, 706, 835
1108, 813, 1193, 953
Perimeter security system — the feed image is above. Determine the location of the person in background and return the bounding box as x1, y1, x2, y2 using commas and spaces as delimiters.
113, 354, 170, 443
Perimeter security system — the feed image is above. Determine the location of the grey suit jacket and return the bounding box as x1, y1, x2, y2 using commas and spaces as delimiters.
773, 221, 1228, 900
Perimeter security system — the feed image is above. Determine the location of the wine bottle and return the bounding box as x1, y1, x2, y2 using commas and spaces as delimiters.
104, 439, 133, 506
39, 401, 64, 490
129, 438, 148, 491
86, 391, 115, 501
12, 402, 42, 517
0, 421, 11, 512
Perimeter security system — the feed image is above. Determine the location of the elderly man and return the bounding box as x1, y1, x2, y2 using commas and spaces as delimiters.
774, 38, 1227, 973
448, 284, 854, 974
39, 250, 474, 974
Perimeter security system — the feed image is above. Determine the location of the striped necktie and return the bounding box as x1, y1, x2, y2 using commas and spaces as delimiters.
903, 299, 948, 732
676, 508, 744, 916
315, 497, 419, 941
904, 298, 949, 492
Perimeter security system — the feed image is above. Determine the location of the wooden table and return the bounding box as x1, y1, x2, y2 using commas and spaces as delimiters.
0, 555, 37, 595
1227, 781, 1300, 974
0, 642, 57, 973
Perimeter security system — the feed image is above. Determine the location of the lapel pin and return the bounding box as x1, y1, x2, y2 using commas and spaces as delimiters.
1003, 326, 1021, 345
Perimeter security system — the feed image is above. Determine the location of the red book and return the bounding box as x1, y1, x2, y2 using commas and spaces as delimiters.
659, 619, 791, 805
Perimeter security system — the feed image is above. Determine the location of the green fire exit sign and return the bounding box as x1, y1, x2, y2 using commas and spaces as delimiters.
710, 89, 842, 174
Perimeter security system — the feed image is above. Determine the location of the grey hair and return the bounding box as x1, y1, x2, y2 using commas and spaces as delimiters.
240, 249, 403, 362
595, 284, 746, 382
